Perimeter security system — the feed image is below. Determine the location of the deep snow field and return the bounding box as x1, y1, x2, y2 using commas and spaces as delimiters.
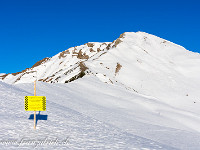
1, 75, 200, 149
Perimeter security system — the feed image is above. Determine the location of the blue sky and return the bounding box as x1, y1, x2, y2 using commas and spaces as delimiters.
0, 0, 200, 74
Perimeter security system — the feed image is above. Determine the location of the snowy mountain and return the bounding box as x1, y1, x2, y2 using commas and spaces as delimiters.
1, 32, 200, 113
1, 32, 199, 85
1, 32, 200, 149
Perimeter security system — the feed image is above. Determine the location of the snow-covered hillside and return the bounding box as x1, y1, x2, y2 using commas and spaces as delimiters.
1, 32, 200, 149
1, 78, 200, 149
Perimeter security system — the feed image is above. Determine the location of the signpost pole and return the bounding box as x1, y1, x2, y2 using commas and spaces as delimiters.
34, 80, 36, 129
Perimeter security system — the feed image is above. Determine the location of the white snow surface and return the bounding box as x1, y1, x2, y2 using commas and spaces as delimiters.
1, 32, 200, 149
0, 77, 200, 149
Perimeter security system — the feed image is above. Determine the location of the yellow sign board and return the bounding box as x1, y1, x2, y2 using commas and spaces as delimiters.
24, 96, 46, 111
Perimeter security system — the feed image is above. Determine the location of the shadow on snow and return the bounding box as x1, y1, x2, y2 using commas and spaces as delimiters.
28, 111, 48, 126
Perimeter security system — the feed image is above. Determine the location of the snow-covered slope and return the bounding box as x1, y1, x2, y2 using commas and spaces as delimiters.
1, 78, 200, 149
1, 32, 200, 149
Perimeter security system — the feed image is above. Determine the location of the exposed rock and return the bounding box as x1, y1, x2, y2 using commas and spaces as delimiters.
119, 32, 126, 38
0, 74, 9, 80
106, 43, 112, 50
79, 62, 88, 72
65, 71, 85, 83
77, 50, 89, 59
31, 58, 50, 68
86, 43, 94, 47
143, 49, 149, 54
97, 48, 101, 52
90, 48, 95, 52
112, 38, 122, 48
72, 48, 78, 54
59, 50, 70, 59
38, 77, 53, 82
12, 68, 29, 76
106, 67, 109, 69
14, 75, 23, 83
55, 76, 61, 82
115, 63, 122, 74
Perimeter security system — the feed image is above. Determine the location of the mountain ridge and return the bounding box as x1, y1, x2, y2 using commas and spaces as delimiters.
1, 31, 199, 84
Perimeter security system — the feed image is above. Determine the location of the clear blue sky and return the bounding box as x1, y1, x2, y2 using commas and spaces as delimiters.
0, 0, 200, 74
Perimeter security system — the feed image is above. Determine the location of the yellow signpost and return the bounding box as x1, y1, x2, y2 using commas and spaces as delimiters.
24, 96, 46, 111
24, 80, 46, 129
